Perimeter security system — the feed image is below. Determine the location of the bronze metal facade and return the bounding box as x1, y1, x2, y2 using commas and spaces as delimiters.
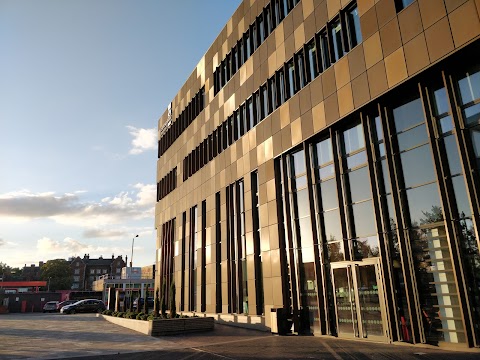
156, 0, 480, 348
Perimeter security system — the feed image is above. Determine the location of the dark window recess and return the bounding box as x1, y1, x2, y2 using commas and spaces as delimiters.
159, 217, 175, 311
158, 87, 205, 159
213, 0, 301, 95
394, 0, 414, 13
157, 167, 177, 201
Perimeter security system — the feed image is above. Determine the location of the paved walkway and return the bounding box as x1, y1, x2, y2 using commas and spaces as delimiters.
0, 313, 479, 359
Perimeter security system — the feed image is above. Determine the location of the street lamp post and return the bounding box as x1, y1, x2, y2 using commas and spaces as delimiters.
129, 235, 139, 312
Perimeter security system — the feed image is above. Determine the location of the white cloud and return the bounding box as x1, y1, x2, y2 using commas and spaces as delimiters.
0, 184, 155, 227
127, 126, 157, 155
0, 238, 4, 247
83, 228, 127, 239
36, 236, 127, 258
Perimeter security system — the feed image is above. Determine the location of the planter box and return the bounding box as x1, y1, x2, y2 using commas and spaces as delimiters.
100, 314, 214, 336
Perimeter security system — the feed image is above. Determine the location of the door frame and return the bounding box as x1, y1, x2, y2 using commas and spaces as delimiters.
331, 258, 389, 342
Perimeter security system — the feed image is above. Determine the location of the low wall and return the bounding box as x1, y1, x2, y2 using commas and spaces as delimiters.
100, 314, 214, 336
180, 312, 269, 332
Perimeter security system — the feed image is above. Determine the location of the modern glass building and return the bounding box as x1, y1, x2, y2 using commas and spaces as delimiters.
155, 0, 480, 348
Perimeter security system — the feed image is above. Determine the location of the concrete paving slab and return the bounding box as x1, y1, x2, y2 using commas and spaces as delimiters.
0, 313, 479, 360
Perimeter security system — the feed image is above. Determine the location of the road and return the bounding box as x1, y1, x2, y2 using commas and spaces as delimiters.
0, 312, 479, 359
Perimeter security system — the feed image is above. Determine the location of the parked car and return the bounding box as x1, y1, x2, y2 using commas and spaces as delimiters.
56, 300, 77, 312
133, 297, 154, 310
43, 301, 59, 313
60, 299, 105, 314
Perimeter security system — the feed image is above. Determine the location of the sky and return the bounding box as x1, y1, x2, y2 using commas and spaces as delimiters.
0, 0, 241, 269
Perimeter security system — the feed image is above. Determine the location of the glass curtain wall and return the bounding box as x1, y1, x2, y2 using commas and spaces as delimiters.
453, 66, 480, 345
390, 96, 464, 344
286, 150, 320, 334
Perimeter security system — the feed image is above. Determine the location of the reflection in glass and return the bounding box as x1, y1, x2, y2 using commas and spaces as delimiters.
320, 179, 339, 211
381, 160, 391, 194
299, 218, 314, 248
393, 98, 424, 133
295, 175, 307, 189
346, 151, 367, 169
433, 87, 449, 116
471, 127, 480, 167
357, 265, 383, 337
323, 210, 343, 242
410, 224, 465, 343
374, 116, 383, 140
315, 138, 333, 165
343, 123, 365, 154
296, 189, 310, 218
292, 151, 306, 175
328, 241, 344, 262
354, 236, 379, 259
333, 267, 357, 336
443, 135, 462, 176
352, 201, 377, 237
397, 124, 428, 151
438, 116, 454, 134
348, 166, 372, 203
406, 183, 443, 226
318, 164, 335, 180
299, 248, 320, 333
458, 68, 480, 104
401, 145, 436, 187
451, 176, 471, 218
463, 103, 480, 125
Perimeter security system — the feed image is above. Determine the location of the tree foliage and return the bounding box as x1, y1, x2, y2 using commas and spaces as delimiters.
0, 262, 22, 281
40, 259, 73, 291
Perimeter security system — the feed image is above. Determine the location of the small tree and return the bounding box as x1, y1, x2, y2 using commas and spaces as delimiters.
169, 280, 176, 319
143, 286, 149, 314
160, 280, 167, 318
153, 287, 160, 317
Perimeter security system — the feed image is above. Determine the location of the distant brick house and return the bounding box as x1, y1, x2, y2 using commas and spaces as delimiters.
22, 262, 44, 281
70, 254, 125, 290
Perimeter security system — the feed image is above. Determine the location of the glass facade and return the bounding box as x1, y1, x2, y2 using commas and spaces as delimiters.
156, 0, 480, 349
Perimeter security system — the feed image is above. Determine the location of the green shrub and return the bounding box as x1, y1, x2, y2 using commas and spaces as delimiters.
141, 314, 149, 321
136, 312, 145, 320
116, 312, 125, 318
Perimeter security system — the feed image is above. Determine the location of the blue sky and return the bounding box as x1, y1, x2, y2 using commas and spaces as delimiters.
0, 0, 240, 268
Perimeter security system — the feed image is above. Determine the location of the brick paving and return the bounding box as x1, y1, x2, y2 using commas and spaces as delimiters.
0, 313, 479, 360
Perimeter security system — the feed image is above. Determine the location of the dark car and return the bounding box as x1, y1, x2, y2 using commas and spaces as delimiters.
133, 297, 154, 310
56, 300, 77, 312
60, 299, 105, 314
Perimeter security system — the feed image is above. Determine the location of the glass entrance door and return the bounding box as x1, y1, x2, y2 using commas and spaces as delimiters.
331, 260, 387, 341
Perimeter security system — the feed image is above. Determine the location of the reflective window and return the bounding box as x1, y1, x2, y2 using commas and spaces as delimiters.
393, 98, 424, 132
315, 138, 333, 165
347, 5, 362, 48
452, 176, 471, 218
352, 201, 377, 237
433, 87, 450, 116
307, 41, 318, 80
348, 166, 371, 203
287, 61, 296, 97
464, 103, 480, 125
406, 183, 443, 226
401, 144, 436, 187
323, 210, 343, 242
443, 135, 463, 176
438, 115, 454, 134
397, 124, 428, 151
343, 123, 365, 154
458, 67, 480, 104
330, 18, 344, 62
292, 151, 306, 175
320, 179, 338, 210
